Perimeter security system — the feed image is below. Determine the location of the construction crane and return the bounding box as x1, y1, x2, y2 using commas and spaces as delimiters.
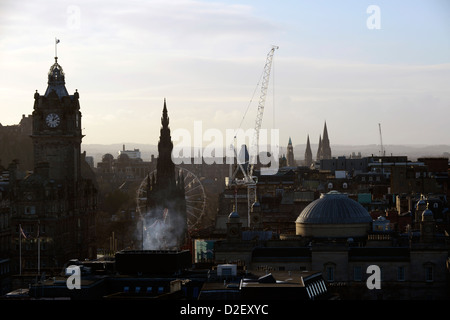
229, 45, 278, 228
378, 123, 385, 156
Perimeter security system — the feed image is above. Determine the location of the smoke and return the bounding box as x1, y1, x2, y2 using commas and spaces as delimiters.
141, 204, 187, 250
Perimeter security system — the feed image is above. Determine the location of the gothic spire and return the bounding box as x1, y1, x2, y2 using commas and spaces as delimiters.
305, 134, 313, 167
320, 121, 331, 159
316, 135, 322, 160
322, 121, 329, 145
161, 98, 169, 129
156, 99, 175, 195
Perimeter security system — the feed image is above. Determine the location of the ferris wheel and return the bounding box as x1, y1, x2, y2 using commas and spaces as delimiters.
136, 166, 206, 229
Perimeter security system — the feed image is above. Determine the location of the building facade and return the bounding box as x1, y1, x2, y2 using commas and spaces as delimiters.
214, 192, 450, 300
9, 56, 98, 275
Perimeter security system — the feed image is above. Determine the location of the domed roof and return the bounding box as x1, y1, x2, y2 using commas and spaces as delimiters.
252, 201, 260, 207
422, 208, 434, 217
44, 58, 69, 98
296, 191, 372, 224
102, 153, 114, 162
228, 211, 240, 219
416, 199, 427, 209
117, 153, 130, 162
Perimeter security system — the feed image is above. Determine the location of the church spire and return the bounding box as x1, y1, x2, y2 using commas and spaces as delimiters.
322, 121, 329, 145
320, 121, 331, 159
316, 134, 322, 160
304, 134, 313, 167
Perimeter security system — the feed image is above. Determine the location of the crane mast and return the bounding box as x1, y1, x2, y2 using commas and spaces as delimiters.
248, 45, 278, 179
229, 45, 278, 228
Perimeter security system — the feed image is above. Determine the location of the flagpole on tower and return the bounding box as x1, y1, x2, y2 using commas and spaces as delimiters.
55, 38, 60, 60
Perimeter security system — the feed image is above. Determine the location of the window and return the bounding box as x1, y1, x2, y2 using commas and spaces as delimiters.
397, 266, 405, 281
326, 266, 335, 282
353, 266, 362, 281
25, 206, 36, 215
221, 267, 232, 276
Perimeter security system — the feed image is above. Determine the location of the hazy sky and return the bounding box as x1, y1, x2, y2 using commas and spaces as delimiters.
1, 0, 449, 150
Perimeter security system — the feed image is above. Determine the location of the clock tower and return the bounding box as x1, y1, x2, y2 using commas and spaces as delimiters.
31, 57, 83, 182
9, 54, 97, 275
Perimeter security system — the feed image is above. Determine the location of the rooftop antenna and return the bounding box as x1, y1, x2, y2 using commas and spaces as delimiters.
378, 123, 385, 156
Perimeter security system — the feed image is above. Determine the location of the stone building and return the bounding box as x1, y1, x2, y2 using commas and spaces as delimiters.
0, 114, 34, 172
213, 191, 450, 300
8, 56, 98, 275
295, 191, 372, 238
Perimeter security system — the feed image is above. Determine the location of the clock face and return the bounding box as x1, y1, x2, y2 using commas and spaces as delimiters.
46, 113, 60, 128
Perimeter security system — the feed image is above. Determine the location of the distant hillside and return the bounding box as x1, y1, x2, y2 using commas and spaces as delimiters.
82, 142, 450, 166
291, 144, 450, 161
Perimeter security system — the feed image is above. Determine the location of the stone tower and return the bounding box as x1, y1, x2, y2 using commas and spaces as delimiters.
31, 57, 83, 182
420, 204, 436, 243
286, 137, 295, 167
10, 55, 98, 273
145, 100, 187, 250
